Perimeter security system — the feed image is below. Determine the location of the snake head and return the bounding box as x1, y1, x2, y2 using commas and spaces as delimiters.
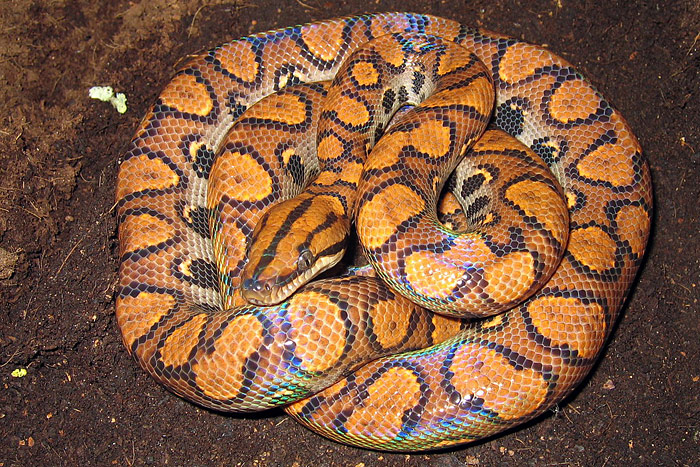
241, 194, 350, 305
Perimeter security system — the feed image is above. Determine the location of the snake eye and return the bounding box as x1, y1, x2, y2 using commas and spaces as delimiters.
297, 249, 313, 272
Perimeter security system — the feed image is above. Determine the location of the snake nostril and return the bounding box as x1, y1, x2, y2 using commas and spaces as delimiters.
242, 278, 258, 293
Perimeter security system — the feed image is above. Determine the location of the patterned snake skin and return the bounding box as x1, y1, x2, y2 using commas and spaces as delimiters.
116, 13, 652, 451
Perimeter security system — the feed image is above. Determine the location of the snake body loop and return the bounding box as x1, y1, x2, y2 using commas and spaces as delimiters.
116, 13, 652, 451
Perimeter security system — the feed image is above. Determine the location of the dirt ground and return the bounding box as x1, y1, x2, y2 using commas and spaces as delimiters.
0, 0, 698, 465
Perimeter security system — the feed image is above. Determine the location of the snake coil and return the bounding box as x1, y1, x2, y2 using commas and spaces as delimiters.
116, 13, 652, 451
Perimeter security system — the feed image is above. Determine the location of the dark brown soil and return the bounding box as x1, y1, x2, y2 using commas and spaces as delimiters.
1, 1, 698, 465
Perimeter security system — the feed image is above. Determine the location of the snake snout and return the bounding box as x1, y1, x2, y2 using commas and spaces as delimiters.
241, 277, 275, 305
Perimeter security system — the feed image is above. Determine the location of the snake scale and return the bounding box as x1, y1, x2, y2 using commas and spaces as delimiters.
116, 13, 652, 451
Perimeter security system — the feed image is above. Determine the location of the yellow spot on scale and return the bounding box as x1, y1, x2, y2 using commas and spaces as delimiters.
505, 179, 567, 244
317, 133, 345, 161
437, 45, 473, 75
376, 36, 406, 67
368, 298, 411, 349
425, 76, 494, 117
404, 250, 465, 301
430, 314, 463, 343
409, 120, 452, 158
483, 250, 535, 304
179, 258, 193, 278
189, 141, 205, 162
281, 147, 296, 165
615, 204, 650, 258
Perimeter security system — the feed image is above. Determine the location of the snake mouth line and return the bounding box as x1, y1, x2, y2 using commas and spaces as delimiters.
242, 250, 346, 306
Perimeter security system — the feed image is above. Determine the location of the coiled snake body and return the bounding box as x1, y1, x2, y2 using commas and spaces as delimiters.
116, 13, 652, 451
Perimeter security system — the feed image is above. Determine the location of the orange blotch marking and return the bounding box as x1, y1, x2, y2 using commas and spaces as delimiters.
344, 367, 421, 438
566, 191, 577, 210
376, 36, 406, 67
549, 79, 601, 123
287, 291, 346, 373
338, 161, 364, 185
286, 377, 348, 417
424, 19, 461, 40
317, 133, 345, 161
481, 313, 504, 329
450, 343, 547, 420
177, 258, 195, 279
117, 154, 179, 201
577, 143, 636, 187
351, 61, 379, 86
211, 210, 247, 273
301, 21, 346, 62
405, 234, 503, 313
368, 298, 410, 349
483, 250, 535, 304
120, 213, 174, 254
505, 179, 567, 243
357, 184, 424, 249
527, 295, 606, 359
194, 314, 264, 400
208, 150, 272, 204
426, 76, 494, 117
116, 292, 175, 349
431, 314, 463, 344
217, 41, 258, 82
334, 94, 369, 127
615, 204, 650, 257
160, 73, 213, 116
312, 171, 340, 186
160, 313, 207, 368
409, 120, 452, 159
281, 147, 296, 165
437, 45, 473, 75
498, 43, 564, 83
188, 140, 206, 164
370, 15, 411, 42
244, 92, 308, 125
404, 249, 466, 300
437, 191, 462, 217
364, 130, 408, 171
568, 226, 617, 271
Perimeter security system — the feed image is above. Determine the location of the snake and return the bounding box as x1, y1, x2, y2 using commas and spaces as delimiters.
115, 13, 652, 451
